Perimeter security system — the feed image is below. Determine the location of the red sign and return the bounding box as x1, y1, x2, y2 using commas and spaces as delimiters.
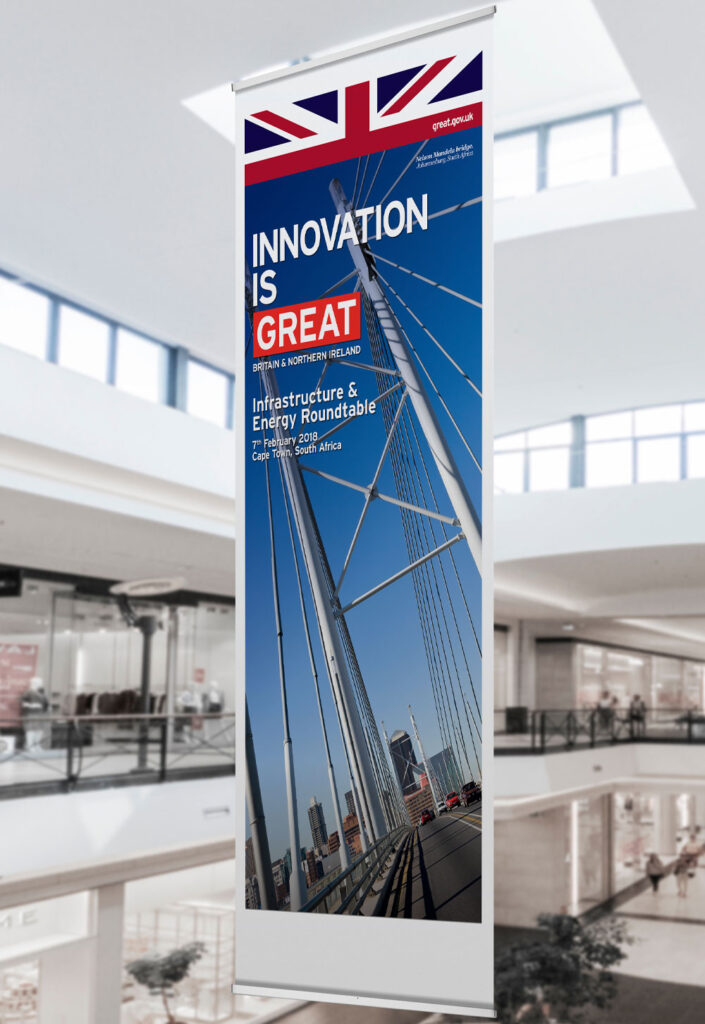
253, 293, 360, 358
0, 643, 38, 724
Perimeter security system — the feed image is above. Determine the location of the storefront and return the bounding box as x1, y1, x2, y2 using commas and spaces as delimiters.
533, 636, 705, 711
0, 570, 234, 765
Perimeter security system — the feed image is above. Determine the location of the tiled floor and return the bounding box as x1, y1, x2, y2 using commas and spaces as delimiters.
618, 862, 705, 926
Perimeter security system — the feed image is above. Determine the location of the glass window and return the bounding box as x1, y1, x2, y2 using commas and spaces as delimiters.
494, 452, 525, 494
651, 656, 684, 710
529, 447, 569, 491
547, 114, 613, 188
585, 411, 633, 442
527, 421, 571, 448
0, 278, 49, 358
687, 435, 705, 479
187, 360, 229, 427
495, 431, 526, 452
634, 404, 681, 437
636, 437, 680, 482
619, 105, 672, 175
115, 328, 165, 402
585, 439, 633, 487
684, 402, 705, 433
58, 305, 110, 381
495, 132, 538, 200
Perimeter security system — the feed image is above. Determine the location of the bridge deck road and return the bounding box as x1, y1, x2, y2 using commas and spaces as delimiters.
384, 800, 482, 922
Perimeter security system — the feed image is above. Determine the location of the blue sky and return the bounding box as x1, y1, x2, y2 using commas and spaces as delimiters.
245, 126, 483, 863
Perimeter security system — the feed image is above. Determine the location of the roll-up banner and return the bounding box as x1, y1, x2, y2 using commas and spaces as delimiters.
235, 7, 495, 1015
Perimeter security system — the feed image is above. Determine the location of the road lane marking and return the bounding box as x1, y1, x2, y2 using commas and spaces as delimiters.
448, 809, 482, 823
451, 815, 482, 833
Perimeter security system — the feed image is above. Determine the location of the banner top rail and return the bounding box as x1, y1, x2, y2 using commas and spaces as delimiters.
231, 4, 496, 94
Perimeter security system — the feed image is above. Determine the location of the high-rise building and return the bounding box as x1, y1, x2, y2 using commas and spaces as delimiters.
245, 875, 260, 909
328, 830, 340, 854
308, 796, 328, 851
305, 848, 322, 888
343, 813, 363, 857
429, 746, 462, 795
389, 729, 420, 795
344, 789, 356, 817
245, 837, 256, 879
272, 857, 289, 889
272, 858, 290, 907
404, 785, 436, 826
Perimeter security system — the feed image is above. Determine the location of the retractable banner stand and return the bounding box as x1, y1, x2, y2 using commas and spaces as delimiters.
235, 7, 495, 1015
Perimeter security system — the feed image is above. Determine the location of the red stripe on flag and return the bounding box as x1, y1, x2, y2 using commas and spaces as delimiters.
382, 57, 454, 116
252, 110, 316, 139
245, 98, 482, 186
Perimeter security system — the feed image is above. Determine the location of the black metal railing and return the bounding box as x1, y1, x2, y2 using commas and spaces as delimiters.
0, 712, 235, 795
521, 707, 705, 753
300, 826, 408, 914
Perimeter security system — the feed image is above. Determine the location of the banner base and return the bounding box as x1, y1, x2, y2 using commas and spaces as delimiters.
233, 983, 497, 1019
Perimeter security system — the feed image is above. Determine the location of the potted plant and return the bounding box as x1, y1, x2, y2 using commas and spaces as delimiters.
126, 941, 206, 1024
495, 914, 630, 1023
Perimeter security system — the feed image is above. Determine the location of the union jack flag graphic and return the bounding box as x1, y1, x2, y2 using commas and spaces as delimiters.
244, 52, 483, 185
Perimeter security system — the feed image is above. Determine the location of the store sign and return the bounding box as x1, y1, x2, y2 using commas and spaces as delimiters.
0, 894, 89, 953
235, 8, 494, 1016
0, 643, 38, 724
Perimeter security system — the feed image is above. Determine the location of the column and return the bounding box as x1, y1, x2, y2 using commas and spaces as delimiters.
694, 792, 705, 833
91, 883, 125, 1024
39, 941, 94, 1024
655, 794, 679, 856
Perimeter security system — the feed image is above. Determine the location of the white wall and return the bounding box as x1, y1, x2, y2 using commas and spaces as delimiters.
496, 480, 705, 565
0, 345, 234, 501
0, 777, 234, 878
497, 743, 705, 801
495, 807, 570, 927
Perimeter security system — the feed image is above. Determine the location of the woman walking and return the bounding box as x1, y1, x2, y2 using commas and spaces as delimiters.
645, 852, 665, 893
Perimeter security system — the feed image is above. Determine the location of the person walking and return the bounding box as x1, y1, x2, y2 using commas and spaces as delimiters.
674, 855, 690, 898
645, 852, 665, 893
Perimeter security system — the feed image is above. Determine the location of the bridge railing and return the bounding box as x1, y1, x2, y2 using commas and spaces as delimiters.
301, 825, 408, 915
0, 712, 235, 795
519, 707, 705, 753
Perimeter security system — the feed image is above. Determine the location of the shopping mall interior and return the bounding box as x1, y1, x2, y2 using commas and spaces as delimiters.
0, 0, 703, 1022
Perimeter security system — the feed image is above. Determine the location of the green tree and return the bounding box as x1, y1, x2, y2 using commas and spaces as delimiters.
126, 942, 206, 1024
495, 914, 630, 1024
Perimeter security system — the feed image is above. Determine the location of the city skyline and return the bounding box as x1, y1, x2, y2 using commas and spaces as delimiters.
259, 737, 464, 871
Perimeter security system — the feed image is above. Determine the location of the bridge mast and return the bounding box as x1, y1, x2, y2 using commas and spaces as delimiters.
409, 703, 442, 808
245, 701, 277, 910
329, 179, 482, 573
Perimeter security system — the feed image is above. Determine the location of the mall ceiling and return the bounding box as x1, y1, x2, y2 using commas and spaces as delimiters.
0, 0, 702, 435
1, 1, 703, 628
